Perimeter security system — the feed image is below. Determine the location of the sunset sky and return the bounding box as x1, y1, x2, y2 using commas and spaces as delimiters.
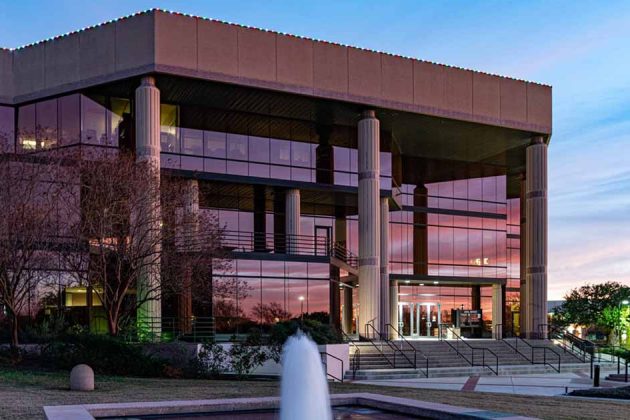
1, 1, 629, 299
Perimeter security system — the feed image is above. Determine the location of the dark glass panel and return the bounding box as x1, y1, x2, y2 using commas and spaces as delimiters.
160, 154, 181, 169
17, 104, 36, 151
181, 156, 204, 171
286, 278, 308, 319
308, 280, 330, 315
59, 95, 80, 146
0, 106, 15, 153
81, 96, 107, 145
249, 163, 270, 178
227, 161, 248, 176
36, 99, 58, 149
380, 151, 392, 177
270, 165, 291, 180
204, 130, 226, 158
291, 141, 311, 168
160, 103, 179, 153
238, 277, 261, 332
204, 158, 226, 174
108, 98, 129, 147
260, 278, 288, 329
213, 276, 237, 336
181, 128, 204, 155
270, 138, 291, 166
248, 136, 269, 163
227, 133, 248, 160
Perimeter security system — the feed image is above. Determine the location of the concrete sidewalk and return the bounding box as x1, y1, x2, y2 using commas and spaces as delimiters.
355, 370, 627, 396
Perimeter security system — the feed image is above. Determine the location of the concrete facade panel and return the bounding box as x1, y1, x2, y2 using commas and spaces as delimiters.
79, 24, 116, 82
115, 13, 155, 72
155, 11, 197, 71
348, 48, 381, 99
382, 54, 413, 104
499, 78, 527, 124
197, 19, 238, 76
0, 50, 13, 101
444, 67, 473, 115
313, 42, 348, 94
237, 27, 276, 82
13, 46, 45, 97
276, 36, 313, 88
413, 60, 444, 109
527, 83, 552, 130
44, 36, 80, 89
472, 72, 500, 120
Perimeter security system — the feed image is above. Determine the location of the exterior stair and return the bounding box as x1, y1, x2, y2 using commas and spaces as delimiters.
345, 338, 607, 381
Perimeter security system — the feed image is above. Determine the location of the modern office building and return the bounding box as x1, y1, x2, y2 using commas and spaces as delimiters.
0, 9, 551, 340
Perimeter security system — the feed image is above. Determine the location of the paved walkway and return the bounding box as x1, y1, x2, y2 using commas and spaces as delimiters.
356, 370, 627, 396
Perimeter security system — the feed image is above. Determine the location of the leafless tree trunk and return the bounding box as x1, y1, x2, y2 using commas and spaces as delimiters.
0, 153, 63, 349
61, 152, 228, 338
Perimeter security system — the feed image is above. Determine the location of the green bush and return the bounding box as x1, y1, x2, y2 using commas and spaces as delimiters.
40, 333, 167, 377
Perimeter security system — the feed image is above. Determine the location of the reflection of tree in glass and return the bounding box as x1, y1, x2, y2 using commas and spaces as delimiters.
252, 301, 290, 324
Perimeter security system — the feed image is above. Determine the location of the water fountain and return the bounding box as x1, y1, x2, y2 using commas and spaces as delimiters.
280, 331, 332, 420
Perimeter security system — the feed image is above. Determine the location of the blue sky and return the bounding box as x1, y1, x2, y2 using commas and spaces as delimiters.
1, 1, 629, 299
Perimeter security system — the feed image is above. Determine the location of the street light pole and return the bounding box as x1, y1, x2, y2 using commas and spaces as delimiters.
299, 296, 305, 324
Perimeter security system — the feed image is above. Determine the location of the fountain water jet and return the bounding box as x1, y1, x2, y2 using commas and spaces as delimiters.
280, 331, 332, 420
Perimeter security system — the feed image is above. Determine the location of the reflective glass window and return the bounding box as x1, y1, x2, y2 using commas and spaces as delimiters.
17, 104, 36, 151
0, 106, 15, 152
227, 133, 248, 160
36, 99, 58, 149
204, 131, 226, 158
59, 95, 80, 146
81, 96, 107, 145
160, 103, 179, 153
181, 128, 204, 155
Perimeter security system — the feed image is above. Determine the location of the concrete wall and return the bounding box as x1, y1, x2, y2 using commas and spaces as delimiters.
3, 9, 551, 135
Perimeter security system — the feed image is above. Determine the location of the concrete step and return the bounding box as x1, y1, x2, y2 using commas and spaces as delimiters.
345, 362, 617, 381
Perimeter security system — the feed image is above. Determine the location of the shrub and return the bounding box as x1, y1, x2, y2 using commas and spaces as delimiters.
191, 342, 227, 378
40, 333, 167, 377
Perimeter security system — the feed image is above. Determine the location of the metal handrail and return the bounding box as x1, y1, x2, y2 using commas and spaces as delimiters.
330, 241, 358, 268
439, 324, 499, 375
363, 323, 396, 368
320, 351, 344, 383
504, 337, 561, 372
341, 330, 361, 379
385, 323, 429, 378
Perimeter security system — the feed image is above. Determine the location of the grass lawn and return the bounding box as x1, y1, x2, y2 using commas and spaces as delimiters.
1, 368, 630, 420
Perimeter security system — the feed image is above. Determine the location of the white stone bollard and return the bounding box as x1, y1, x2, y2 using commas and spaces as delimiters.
70, 364, 94, 391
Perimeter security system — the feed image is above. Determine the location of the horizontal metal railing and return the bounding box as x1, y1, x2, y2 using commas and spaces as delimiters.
124, 316, 216, 343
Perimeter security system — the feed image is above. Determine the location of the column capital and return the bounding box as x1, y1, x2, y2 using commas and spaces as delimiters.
140, 76, 157, 87
361, 110, 376, 120
530, 136, 545, 146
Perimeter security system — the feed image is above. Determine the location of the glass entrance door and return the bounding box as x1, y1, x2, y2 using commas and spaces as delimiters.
398, 302, 441, 338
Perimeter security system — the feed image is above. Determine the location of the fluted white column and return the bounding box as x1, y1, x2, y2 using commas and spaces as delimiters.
380, 196, 390, 336
358, 110, 381, 338
390, 281, 398, 339
135, 76, 162, 338
519, 175, 527, 337
526, 136, 548, 339
285, 189, 301, 254
492, 283, 503, 339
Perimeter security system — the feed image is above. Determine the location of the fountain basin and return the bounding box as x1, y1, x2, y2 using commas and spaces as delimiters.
44, 393, 537, 420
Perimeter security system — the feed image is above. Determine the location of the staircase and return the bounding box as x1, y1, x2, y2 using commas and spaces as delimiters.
345, 337, 605, 381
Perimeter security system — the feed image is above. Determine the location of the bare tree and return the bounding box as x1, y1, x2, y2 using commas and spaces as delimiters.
0, 154, 62, 349
62, 152, 228, 337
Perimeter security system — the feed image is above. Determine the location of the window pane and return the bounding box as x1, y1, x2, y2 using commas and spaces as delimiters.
59, 95, 80, 146
34, 99, 58, 149
17, 104, 36, 151
0, 106, 15, 153
248, 136, 269, 163
291, 141, 311, 168
270, 139, 291, 165
181, 128, 204, 155
109, 98, 129, 147
81, 96, 107, 145
204, 130, 226, 158
160, 103, 179, 153
227, 133, 248, 160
